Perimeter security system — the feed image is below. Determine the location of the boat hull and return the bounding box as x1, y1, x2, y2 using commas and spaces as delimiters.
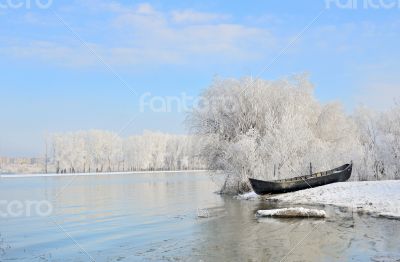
249, 163, 352, 195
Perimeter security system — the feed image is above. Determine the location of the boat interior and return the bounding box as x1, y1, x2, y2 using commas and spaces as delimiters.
273, 164, 350, 183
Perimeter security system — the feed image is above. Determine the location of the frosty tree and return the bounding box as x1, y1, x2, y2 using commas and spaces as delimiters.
51, 131, 205, 173
188, 75, 362, 194
354, 104, 400, 181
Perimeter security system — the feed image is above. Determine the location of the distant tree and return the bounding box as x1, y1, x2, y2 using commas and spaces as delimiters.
51, 130, 205, 173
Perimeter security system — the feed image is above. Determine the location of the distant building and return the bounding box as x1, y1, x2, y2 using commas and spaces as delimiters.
0, 156, 46, 174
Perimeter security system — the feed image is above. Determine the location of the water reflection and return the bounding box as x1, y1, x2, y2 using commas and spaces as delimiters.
193, 201, 398, 261
0, 172, 399, 261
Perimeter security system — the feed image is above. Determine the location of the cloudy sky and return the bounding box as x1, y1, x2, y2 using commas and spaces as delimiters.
1, 0, 399, 156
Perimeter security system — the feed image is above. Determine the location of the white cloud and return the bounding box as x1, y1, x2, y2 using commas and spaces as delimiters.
136, 3, 156, 15
310, 20, 400, 54
2, 40, 99, 67
0, 2, 276, 68
171, 9, 228, 24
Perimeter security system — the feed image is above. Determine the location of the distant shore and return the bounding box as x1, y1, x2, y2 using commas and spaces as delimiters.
0, 169, 210, 178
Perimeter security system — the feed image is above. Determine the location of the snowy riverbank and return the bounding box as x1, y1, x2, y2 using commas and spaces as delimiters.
238, 181, 400, 219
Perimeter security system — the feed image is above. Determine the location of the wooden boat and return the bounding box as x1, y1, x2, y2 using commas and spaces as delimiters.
249, 162, 353, 195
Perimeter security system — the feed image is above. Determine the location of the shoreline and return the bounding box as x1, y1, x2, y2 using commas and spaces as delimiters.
238, 180, 400, 220
0, 169, 210, 178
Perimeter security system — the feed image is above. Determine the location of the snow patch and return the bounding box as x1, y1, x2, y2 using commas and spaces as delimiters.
235, 191, 259, 200
270, 181, 400, 219
197, 208, 210, 218
256, 207, 326, 218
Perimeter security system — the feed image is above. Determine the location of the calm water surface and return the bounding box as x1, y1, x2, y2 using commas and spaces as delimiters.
0, 172, 399, 261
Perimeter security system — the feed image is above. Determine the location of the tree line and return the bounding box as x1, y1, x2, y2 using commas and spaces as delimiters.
51, 131, 205, 173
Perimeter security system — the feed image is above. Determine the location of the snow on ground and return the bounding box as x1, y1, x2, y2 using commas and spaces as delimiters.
234, 191, 259, 200
256, 207, 326, 218
269, 181, 400, 219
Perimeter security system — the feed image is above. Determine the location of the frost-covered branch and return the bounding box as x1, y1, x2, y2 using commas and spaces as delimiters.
188, 75, 363, 194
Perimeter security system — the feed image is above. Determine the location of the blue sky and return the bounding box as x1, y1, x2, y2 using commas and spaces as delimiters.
1, 0, 399, 156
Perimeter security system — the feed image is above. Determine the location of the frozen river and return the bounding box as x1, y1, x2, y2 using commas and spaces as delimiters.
0, 172, 399, 261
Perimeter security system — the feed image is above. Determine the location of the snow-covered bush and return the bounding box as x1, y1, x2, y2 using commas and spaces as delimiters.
188, 75, 362, 194
354, 104, 400, 180
379, 106, 400, 180
353, 107, 383, 180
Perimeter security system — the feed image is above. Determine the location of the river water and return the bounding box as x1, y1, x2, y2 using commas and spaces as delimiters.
0, 172, 399, 261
